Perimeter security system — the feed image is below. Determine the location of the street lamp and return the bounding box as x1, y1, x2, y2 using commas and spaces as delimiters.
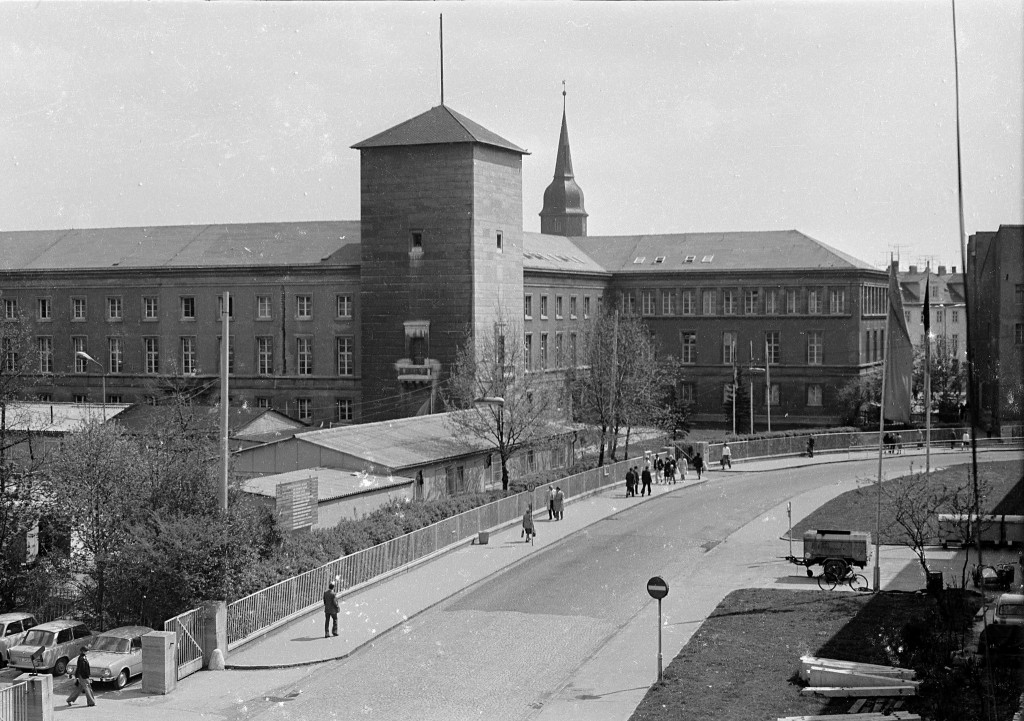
75, 351, 106, 421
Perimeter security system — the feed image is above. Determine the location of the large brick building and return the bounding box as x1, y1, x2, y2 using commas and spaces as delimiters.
0, 99, 890, 427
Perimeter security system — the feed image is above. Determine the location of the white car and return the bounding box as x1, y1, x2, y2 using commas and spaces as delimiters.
67, 625, 153, 689
993, 593, 1024, 627
0, 613, 38, 667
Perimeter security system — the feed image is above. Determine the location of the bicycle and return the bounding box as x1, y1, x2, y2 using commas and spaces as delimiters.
816, 560, 871, 592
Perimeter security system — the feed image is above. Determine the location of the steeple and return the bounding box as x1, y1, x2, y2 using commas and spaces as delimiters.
540, 84, 588, 237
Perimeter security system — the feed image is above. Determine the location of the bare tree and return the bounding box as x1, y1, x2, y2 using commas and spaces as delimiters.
445, 317, 560, 491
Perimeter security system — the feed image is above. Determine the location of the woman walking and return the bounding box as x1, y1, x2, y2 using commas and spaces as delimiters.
522, 504, 536, 542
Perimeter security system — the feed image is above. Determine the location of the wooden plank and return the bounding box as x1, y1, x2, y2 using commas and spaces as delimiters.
848, 698, 868, 713
807, 667, 921, 689
799, 685, 918, 697
776, 714, 920, 720
799, 655, 916, 681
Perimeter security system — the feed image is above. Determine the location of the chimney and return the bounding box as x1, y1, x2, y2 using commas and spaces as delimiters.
908, 265, 918, 274
938, 265, 946, 276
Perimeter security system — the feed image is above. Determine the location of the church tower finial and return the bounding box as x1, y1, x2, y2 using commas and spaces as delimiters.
540, 84, 587, 237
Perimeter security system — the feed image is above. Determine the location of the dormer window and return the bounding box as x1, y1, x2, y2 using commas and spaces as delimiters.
701, 255, 714, 263
633, 257, 645, 264
410, 230, 424, 255
654, 256, 665, 264
496, 230, 503, 252
684, 255, 696, 263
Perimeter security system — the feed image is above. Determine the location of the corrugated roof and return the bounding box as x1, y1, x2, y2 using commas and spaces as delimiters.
523, 233, 606, 274
241, 467, 413, 502
4, 402, 131, 433
352, 105, 527, 154
296, 413, 491, 470
567, 230, 878, 273
0, 221, 360, 271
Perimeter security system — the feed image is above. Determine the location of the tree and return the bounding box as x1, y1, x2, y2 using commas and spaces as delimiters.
650, 357, 692, 441
912, 336, 966, 421
836, 366, 883, 426
445, 317, 560, 491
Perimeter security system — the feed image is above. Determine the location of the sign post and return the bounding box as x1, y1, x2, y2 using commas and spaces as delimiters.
646, 576, 669, 682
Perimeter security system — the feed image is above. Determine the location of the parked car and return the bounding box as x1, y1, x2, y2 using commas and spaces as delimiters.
67, 625, 152, 689
0, 613, 38, 667
993, 593, 1024, 627
7, 619, 94, 675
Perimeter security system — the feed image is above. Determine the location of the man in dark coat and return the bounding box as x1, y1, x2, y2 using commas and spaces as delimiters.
323, 582, 340, 638
625, 467, 636, 497
66, 646, 95, 707
640, 465, 653, 496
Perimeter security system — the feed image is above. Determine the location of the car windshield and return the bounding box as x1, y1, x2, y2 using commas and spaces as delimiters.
999, 603, 1024, 618
21, 630, 54, 646
92, 636, 131, 653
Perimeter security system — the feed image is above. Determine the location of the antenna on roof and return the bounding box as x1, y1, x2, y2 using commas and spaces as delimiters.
562, 79, 566, 111
439, 14, 444, 106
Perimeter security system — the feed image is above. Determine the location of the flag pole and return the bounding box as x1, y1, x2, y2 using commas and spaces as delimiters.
925, 265, 932, 474
874, 264, 893, 592
765, 338, 771, 432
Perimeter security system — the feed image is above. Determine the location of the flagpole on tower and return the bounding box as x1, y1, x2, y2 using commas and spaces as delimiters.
924, 265, 932, 474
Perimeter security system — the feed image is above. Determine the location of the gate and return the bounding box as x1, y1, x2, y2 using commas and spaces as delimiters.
164, 607, 206, 680
0, 680, 29, 721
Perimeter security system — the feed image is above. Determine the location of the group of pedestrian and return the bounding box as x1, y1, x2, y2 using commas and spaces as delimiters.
547, 485, 565, 521
882, 432, 904, 454
651, 454, 684, 484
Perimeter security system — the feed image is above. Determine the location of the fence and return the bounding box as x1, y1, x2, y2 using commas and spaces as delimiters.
163, 607, 206, 681
0, 680, 28, 721
225, 457, 637, 650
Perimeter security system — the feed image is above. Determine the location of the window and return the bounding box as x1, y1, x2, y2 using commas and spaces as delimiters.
3, 299, 17, 319
296, 295, 312, 320
555, 332, 564, 367
765, 290, 777, 315
767, 383, 780, 407
336, 399, 353, 423
722, 331, 737, 364
1016, 284, 1024, 304
702, 289, 716, 315
681, 289, 695, 315
524, 295, 533, 319
181, 337, 196, 374
217, 336, 234, 374
72, 298, 87, 321
496, 230, 503, 252
37, 298, 51, 321
524, 333, 532, 370
256, 295, 272, 320
73, 394, 87, 404
73, 337, 87, 372
218, 294, 234, 319
808, 289, 822, 315
143, 296, 158, 321
2, 339, 17, 372
108, 338, 123, 374
570, 296, 578, 319
829, 288, 846, 314
680, 382, 695, 403
662, 291, 676, 316
256, 397, 271, 409
334, 294, 353, 319
540, 295, 548, 319
37, 337, 53, 373
681, 332, 697, 364
107, 296, 123, 321
583, 296, 591, 318
936, 309, 944, 323
904, 310, 911, 323
807, 384, 823, 407
297, 337, 313, 375
570, 332, 577, 366
765, 331, 780, 364
807, 331, 823, 365
410, 230, 423, 253
540, 333, 548, 369
621, 291, 637, 316
743, 288, 759, 315
684, 255, 696, 264
180, 297, 195, 320
723, 289, 737, 315
145, 337, 159, 374
296, 398, 312, 422
556, 296, 564, 318
336, 336, 353, 375
445, 465, 466, 495
951, 334, 959, 354
952, 310, 959, 323
641, 291, 655, 316
786, 289, 798, 314
257, 337, 274, 375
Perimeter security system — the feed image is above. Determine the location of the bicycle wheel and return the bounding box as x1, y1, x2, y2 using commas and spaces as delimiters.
817, 573, 837, 591
847, 573, 870, 592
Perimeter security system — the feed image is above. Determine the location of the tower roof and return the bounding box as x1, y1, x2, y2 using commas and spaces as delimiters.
540, 97, 587, 224
352, 104, 527, 154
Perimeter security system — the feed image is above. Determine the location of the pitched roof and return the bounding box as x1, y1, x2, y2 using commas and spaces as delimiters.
3, 402, 131, 433
241, 467, 413, 503
113, 403, 306, 440
0, 221, 360, 271
352, 105, 527, 154
898, 270, 966, 305
523, 232, 606, 274
566, 230, 878, 273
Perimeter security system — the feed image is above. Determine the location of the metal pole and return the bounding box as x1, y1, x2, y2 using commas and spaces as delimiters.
101, 372, 106, 422
874, 266, 894, 592
766, 338, 772, 433
657, 597, 663, 682
925, 268, 932, 475
220, 291, 230, 512
749, 340, 754, 435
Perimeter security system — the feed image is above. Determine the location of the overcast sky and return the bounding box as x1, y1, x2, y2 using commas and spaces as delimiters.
2, 1, 1021, 271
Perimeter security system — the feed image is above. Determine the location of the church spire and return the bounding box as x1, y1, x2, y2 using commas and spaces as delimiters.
540, 83, 588, 237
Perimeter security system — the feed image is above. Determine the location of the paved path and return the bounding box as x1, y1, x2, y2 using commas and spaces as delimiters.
15, 445, 1018, 720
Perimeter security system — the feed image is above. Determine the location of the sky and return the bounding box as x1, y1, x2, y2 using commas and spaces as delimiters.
2, 1, 1021, 272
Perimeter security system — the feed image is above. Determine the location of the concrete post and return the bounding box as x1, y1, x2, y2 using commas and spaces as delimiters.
15, 672, 53, 721
201, 600, 227, 668
141, 631, 177, 695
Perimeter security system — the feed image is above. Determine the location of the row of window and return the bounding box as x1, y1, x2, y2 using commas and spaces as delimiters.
524, 294, 596, 321
2, 294, 355, 323
905, 309, 961, 325
616, 286, 852, 318
674, 381, 825, 407
6, 336, 356, 377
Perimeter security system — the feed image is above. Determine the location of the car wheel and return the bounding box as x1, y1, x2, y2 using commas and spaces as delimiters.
115, 669, 130, 689
53, 658, 68, 676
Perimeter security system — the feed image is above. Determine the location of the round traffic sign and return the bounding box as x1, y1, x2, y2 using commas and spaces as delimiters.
646, 576, 669, 599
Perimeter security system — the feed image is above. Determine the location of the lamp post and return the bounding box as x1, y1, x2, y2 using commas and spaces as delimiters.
75, 351, 106, 421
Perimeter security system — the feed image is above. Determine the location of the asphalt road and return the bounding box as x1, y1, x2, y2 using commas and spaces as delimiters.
240, 461, 878, 721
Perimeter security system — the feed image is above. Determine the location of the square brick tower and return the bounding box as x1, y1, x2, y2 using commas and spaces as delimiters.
353, 105, 527, 421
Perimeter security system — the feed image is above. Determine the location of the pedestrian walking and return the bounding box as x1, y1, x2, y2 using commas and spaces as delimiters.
547, 485, 557, 520
694, 453, 704, 480
66, 646, 95, 707
721, 443, 732, 470
323, 581, 340, 637
553, 486, 565, 520
522, 504, 536, 542
663, 459, 672, 484
678, 457, 687, 482
625, 466, 636, 497
640, 464, 653, 496
962, 431, 970, 450
807, 436, 815, 458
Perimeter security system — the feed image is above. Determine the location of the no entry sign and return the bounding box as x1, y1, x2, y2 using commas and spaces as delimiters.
646, 576, 669, 600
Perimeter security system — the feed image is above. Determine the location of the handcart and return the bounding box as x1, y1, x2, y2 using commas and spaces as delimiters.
783, 529, 872, 591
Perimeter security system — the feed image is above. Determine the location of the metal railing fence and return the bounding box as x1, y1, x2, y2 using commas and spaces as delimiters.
0, 680, 29, 721
164, 606, 206, 681
226, 457, 636, 650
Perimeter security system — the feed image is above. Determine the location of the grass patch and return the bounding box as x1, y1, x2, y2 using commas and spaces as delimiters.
792, 459, 1024, 544
630, 587, 1020, 721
